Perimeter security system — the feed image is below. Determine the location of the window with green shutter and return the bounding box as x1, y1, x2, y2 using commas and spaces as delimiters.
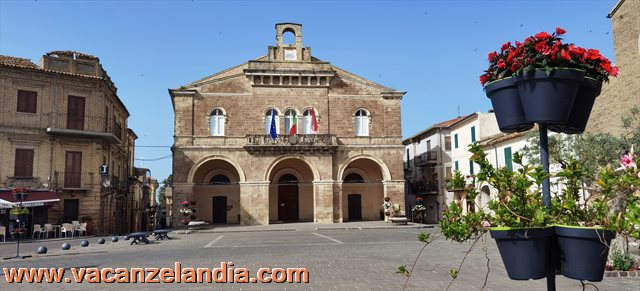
471, 126, 476, 143
454, 133, 459, 149
454, 160, 459, 171
504, 147, 513, 171
469, 160, 474, 175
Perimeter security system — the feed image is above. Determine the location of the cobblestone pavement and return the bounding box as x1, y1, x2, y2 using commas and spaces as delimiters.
1, 224, 638, 290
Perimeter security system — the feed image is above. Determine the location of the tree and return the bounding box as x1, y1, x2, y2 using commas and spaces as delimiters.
157, 174, 173, 208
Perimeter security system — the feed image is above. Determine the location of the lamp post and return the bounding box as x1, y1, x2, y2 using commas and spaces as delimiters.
4, 190, 32, 260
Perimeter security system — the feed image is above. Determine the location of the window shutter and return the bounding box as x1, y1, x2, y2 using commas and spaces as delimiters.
471, 126, 476, 143
469, 160, 474, 175
265, 114, 271, 134
210, 116, 217, 136
454, 160, 459, 171
14, 149, 34, 177
362, 116, 369, 136
454, 134, 459, 148
217, 116, 224, 136
504, 147, 513, 171
17, 90, 37, 113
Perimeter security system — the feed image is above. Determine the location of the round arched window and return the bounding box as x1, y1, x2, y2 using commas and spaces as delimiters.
209, 174, 231, 185
344, 173, 364, 183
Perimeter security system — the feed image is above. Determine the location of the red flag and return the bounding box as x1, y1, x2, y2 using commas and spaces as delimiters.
311, 107, 318, 132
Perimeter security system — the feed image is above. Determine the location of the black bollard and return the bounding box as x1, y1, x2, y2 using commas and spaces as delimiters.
111, 236, 118, 242
36, 246, 48, 254
97, 238, 105, 244
61, 243, 71, 250
80, 240, 89, 247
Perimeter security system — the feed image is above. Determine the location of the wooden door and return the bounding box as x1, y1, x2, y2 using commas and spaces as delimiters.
63, 199, 79, 223
67, 96, 85, 130
347, 194, 362, 221
64, 151, 82, 188
212, 196, 228, 224
278, 185, 299, 222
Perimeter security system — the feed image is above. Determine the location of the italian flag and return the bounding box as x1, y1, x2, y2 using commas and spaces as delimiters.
289, 111, 297, 136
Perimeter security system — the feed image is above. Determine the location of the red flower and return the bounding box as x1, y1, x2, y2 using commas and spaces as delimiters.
534, 31, 551, 40
480, 74, 490, 86
559, 49, 571, 61
501, 42, 511, 52
555, 27, 566, 35
488, 51, 499, 62
497, 59, 507, 69
587, 49, 601, 61
609, 66, 619, 77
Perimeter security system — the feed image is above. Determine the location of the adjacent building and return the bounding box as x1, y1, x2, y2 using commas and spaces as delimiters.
447, 112, 500, 213
0, 51, 135, 234
587, 0, 640, 135
402, 116, 467, 223
170, 23, 406, 225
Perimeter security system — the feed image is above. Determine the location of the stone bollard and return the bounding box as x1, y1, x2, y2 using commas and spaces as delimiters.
37, 246, 48, 254
97, 238, 105, 244
111, 236, 118, 242
61, 243, 71, 250
80, 240, 89, 247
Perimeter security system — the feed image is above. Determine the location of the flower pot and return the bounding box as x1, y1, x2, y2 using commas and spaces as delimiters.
548, 77, 602, 134
13, 192, 28, 201
554, 225, 616, 282
515, 68, 584, 123
485, 77, 534, 133
490, 227, 554, 280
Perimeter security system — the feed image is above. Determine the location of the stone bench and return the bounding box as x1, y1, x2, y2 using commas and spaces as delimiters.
390, 217, 409, 225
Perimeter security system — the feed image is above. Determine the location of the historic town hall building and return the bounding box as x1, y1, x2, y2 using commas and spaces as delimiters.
170, 23, 405, 225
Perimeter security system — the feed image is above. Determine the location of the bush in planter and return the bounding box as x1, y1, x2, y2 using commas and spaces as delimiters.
440, 143, 552, 280
610, 248, 636, 271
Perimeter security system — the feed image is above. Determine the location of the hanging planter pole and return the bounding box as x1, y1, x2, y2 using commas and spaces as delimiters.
539, 123, 556, 291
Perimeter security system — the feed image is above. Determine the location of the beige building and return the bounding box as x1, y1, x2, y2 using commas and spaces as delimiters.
0, 51, 136, 235
587, 0, 640, 134
170, 23, 406, 225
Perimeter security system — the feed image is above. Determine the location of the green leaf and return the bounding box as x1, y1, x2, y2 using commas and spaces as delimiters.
397, 265, 410, 277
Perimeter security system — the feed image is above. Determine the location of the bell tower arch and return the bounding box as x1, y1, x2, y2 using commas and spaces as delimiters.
269, 23, 311, 62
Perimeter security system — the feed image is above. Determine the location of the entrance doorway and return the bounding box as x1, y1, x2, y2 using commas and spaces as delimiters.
63, 199, 79, 223
347, 194, 362, 221
212, 196, 227, 224
277, 174, 299, 222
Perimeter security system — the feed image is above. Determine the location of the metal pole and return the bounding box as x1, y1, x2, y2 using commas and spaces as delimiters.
539, 123, 555, 291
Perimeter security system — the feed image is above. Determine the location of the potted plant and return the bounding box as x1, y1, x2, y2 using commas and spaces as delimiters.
481, 41, 533, 133
11, 187, 29, 201
441, 143, 552, 280
9, 206, 29, 221
551, 148, 639, 281
548, 44, 618, 133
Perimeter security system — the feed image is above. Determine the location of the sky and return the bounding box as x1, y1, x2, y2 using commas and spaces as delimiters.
0, 0, 619, 185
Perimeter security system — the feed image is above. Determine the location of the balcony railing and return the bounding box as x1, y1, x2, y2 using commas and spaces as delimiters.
53, 171, 95, 190
408, 179, 439, 194
415, 149, 438, 166
244, 134, 337, 154
45, 112, 122, 144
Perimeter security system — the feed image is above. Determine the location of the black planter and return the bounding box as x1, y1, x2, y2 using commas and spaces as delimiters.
485, 77, 534, 133
13, 192, 28, 201
548, 78, 602, 134
554, 226, 616, 282
490, 227, 554, 280
515, 68, 584, 123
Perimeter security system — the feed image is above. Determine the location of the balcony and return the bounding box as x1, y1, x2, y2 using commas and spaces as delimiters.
52, 171, 95, 191
415, 149, 438, 166
244, 134, 337, 154
45, 112, 122, 144
408, 179, 440, 195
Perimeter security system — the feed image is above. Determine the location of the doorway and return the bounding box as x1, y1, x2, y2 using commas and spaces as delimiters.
347, 194, 362, 221
277, 174, 299, 222
212, 196, 227, 224
63, 199, 79, 223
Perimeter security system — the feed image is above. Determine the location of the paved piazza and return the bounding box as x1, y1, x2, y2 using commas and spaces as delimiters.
1, 226, 638, 290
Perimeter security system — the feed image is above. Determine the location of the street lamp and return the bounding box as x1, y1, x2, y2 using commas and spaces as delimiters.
4, 188, 32, 260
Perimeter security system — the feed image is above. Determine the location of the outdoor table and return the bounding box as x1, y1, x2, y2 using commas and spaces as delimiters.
52, 225, 61, 237
125, 232, 149, 245
152, 229, 171, 240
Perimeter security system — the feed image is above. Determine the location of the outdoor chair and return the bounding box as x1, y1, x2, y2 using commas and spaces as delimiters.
0, 226, 5, 242
42, 224, 56, 238
75, 222, 87, 237
32, 224, 42, 239
60, 223, 73, 238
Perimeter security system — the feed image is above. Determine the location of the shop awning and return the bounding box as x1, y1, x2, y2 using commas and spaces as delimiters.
0, 198, 15, 209
0, 191, 60, 207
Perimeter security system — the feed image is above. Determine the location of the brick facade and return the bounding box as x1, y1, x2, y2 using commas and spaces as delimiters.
171, 23, 405, 225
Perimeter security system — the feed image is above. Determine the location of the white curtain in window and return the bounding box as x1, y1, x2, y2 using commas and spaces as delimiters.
355, 116, 369, 136
265, 111, 279, 134
302, 115, 312, 134
210, 110, 225, 136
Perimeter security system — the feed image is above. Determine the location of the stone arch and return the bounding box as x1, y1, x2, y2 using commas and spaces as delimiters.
342, 167, 370, 182
264, 155, 319, 182
187, 155, 246, 184
339, 156, 387, 221
337, 154, 391, 182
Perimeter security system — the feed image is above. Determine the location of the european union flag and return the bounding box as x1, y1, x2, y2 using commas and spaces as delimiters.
269, 110, 277, 140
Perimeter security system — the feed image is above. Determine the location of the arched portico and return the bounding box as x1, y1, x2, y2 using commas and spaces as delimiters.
189, 158, 242, 224
267, 157, 315, 223
340, 158, 385, 221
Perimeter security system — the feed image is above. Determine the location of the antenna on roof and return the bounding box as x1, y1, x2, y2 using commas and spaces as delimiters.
457, 105, 461, 117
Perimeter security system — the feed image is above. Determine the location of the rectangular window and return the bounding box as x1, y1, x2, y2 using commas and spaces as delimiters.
17, 90, 37, 113
471, 126, 476, 143
454, 134, 459, 149
65, 151, 82, 188
454, 160, 459, 171
445, 136, 451, 151
67, 96, 85, 130
355, 116, 369, 136
504, 147, 513, 171
210, 116, 224, 136
14, 149, 34, 177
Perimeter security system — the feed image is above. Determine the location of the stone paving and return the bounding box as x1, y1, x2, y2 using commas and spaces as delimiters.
0, 222, 638, 290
